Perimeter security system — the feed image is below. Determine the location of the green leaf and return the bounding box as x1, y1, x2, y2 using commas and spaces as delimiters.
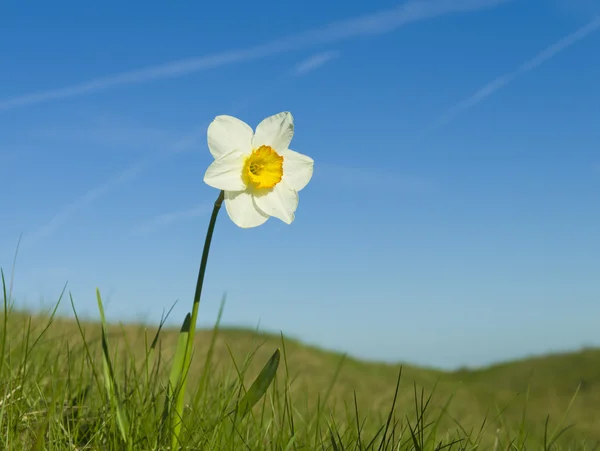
235, 348, 281, 419
96, 288, 130, 447
165, 313, 191, 449
168, 313, 192, 397
193, 293, 226, 409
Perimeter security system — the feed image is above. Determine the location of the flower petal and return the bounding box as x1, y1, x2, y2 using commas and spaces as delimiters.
280, 148, 314, 192
225, 190, 269, 228
252, 112, 294, 153
207, 115, 253, 159
253, 181, 298, 224
203, 150, 246, 191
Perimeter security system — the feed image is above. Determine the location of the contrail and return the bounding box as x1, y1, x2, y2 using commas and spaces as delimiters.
22, 157, 154, 248
132, 203, 213, 236
419, 14, 600, 135
0, 0, 512, 112
21, 128, 204, 249
293, 51, 341, 76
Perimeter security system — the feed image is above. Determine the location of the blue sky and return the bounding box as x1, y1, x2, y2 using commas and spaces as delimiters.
1, 0, 600, 369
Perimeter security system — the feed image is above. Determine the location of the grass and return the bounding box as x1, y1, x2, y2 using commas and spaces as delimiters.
1, 299, 598, 450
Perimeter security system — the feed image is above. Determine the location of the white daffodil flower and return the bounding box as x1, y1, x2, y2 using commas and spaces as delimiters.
203, 112, 314, 228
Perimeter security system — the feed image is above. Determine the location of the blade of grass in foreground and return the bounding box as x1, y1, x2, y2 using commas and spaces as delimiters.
0, 270, 8, 374
145, 303, 176, 387
544, 384, 580, 450
192, 294, 226, 410
168, 314, 192, 397
167, 313, 191, 449
234, 348, 281, 419
29, 417, 48, 451
96, 289, 131, 449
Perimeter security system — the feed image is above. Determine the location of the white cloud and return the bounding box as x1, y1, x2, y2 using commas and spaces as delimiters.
0, 0, 512, 112
294, 51, 340, 76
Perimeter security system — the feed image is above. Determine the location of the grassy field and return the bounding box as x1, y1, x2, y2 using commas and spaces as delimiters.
1, 302, 598, 450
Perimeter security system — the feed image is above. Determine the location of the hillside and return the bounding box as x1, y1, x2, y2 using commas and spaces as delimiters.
2, 312, 599, 446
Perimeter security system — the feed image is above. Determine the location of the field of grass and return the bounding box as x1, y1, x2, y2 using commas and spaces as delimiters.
1, 300, 598, 450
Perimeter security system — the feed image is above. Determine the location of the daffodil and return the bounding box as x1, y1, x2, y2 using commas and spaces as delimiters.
203, 112, 314, 228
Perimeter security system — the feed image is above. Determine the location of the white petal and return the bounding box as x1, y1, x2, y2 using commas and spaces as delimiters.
280, 148, 314, 192
203, 150, 246, 191
225, 191, 269, 228
252, 112, 294, 153
253, 181, 298, 224
207, 115, 253, 159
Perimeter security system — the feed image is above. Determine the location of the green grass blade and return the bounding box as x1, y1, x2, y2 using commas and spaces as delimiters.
0, 270, 8, 374
193, 294, 226, 409
167, 313, 191, 449
168, 313, 191, 394
146, 303, 175, 386
96, 288, 130, 447
29, 418, 48, 451
235, 348, 281, 419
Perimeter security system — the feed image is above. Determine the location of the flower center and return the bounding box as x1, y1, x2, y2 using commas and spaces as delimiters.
242, 145, 284, 189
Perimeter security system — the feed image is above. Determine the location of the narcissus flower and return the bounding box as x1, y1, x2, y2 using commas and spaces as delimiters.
203, 112, 314, 228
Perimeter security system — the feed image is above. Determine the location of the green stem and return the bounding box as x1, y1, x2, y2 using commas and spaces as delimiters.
187, 190, 225, 351
172, 190, 224, 448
